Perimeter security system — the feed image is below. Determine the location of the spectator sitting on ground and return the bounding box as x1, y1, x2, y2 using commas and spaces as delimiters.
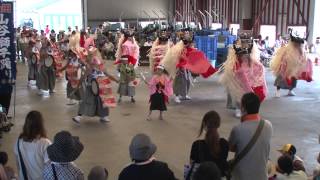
313, 152, 320, 180
88, 166, 109, 180
193, 162, 221, 180
189, 110, 229, 177
276, 155, 307, 180
0, 151, 17, 180
43, 130, 84, 180
14, 110, 51, 180
267, 160, 277, 180
228, 93, 273, 180
278, 144, 306, 172
118, 133, 177, 180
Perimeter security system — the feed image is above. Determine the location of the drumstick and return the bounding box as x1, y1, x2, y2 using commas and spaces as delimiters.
140, 72, 148, 85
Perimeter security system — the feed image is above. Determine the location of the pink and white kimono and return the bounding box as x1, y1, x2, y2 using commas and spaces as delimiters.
148, 74, 173, 111
220, 45, 267, 103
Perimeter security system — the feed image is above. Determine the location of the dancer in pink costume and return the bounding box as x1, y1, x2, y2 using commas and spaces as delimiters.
271, 34, 313, 97
220, 32, 267, 117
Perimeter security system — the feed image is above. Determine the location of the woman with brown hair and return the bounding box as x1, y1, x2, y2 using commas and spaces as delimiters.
188, 111, 229, 178
14, 111, 51, 180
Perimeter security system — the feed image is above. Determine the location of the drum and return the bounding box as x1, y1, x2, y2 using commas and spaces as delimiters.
91, 76, 116, 108
91, 79, 99, 96
44, 56, 54, 67
31, 54, 38, 64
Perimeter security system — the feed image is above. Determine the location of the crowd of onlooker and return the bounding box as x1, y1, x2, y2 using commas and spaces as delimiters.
1, 92, 319, 180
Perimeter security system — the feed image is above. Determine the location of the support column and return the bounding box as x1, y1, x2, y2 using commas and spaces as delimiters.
239, 0, 252, 30
308, 0, 317, 43
82, 0, 88, 28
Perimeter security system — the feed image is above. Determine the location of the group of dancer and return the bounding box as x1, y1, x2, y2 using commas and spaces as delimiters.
24, 27, 314, 124
220, 31, 313, 117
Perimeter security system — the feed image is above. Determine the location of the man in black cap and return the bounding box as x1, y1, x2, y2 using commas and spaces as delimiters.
43, 131, 84, 180
118, 133, 177, 180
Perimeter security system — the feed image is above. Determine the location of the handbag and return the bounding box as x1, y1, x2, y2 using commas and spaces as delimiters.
17, 139, 29, 180
226, 119, 265, 180
184, 142, 204, 180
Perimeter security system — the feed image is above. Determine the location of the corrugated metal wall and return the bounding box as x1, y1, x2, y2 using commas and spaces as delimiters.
252, 0, 311, 35
174, 0, 240, 27
87, 0, 172, 23
174, 0, 312, 36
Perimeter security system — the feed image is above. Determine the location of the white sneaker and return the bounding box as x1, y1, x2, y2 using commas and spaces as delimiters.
100, 117, 110, 123
288, 90, 296, 96
37, 89, 43, 95
42, 90, 50, 97
31, 80, 37, 85
235, 109, 241, 118
185, 95, 192, 100
275, 90, 281, 98
72, 116, 81, 124
174, 96, 181, 103
28, 81, 32, 87
67, 99, 77, 105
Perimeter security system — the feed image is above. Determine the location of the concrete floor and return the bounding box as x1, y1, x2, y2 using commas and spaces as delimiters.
1, 62, 319, 179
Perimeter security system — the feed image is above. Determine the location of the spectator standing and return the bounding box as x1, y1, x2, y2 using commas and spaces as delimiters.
43, 130, 84, 180
193, 162, 221, 180
66, 26, 72, 37
265, 36, 270, 49
19, 26, 29, 62
189, 111, 229, 177
75, 26, 79, 33
101, 39, 115, 60
88, 166, 109, 180
278, 144, 306, 172
45, 25, 50, 37
79, 31, 86, 48
275, 34, 284, 49
0, 151, 17, 180
118, 133, 177, 180
16, 27, 22, 61
228, 93, 273, 180
276, 155, 307, 180
49, 30, 56, 42
14, 111, 51, 180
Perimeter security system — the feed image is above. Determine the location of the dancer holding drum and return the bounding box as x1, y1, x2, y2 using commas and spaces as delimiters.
72, 47, 118, 124
27, 38, 40, 87
36, 37, 56, 96
59, 49, 84, 105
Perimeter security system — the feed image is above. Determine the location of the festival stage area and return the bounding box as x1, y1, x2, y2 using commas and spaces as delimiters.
1, 62, 320, 179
